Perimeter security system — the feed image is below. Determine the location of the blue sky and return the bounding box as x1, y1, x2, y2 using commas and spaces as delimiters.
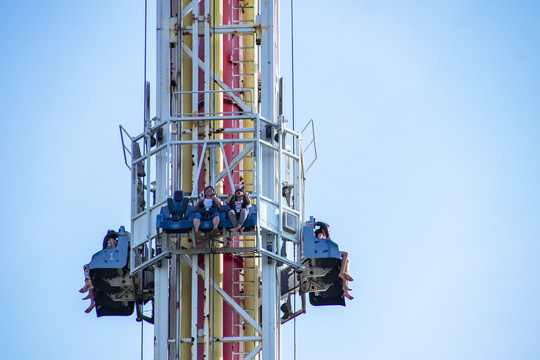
2, 1, 540, 359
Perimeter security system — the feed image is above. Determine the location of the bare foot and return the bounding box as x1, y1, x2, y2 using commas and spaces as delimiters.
84, 291, 96, 313
85, 301, 96, 313
343, 289, 354, 300
239, 227, 245, 234
79, 280, 94, 293
339, 273, 354, 282
230, 225, 240, 233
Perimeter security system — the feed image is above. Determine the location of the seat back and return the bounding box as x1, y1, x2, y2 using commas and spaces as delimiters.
302, 224, 341, 260
156, 191, 195, 233
89, 232, 129, 270
169, 190, 189, 220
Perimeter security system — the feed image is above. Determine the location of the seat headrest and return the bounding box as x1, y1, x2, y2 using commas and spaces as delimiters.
314, 222, 330, 238
173, 190, 184, 202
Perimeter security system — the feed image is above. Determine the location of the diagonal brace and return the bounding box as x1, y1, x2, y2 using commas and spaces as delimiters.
215, 143, 253, 184
181, 254, 262, 334
182, 44, 252, 113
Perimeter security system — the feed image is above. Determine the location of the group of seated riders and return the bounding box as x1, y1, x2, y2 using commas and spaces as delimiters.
192, 186, 251, 239
81, 188, 355, 313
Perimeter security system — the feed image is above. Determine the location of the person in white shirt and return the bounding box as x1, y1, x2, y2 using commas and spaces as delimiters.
193, 186, 222, 238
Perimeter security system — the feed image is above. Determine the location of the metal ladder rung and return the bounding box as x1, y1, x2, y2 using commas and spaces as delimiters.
233, 47, 255, 50
233, 73, 255, 77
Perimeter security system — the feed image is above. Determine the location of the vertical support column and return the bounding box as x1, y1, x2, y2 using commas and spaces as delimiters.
211, 0, 224, 193
242, 0, 257, 197
156, 0, 172, 359
206, 2, 226, 358
241, 10, 259, 355
181, 0, 194, 193
204, 0, 210, 115
262, 254, 279, 360
260, 0, 280, 360
175, 256, 181, 360
297, 134, 304, 262
191, 254, 199, 360
203, 254, 211, 360
191, 0, 200, 194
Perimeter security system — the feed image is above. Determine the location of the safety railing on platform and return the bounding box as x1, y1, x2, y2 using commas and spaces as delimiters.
301, 118, 317, 173
124, 103, 305, 274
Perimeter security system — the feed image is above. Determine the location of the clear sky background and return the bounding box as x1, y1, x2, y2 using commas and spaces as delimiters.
1, 1, 540, 359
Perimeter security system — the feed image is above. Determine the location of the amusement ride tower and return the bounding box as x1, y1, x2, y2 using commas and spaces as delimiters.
84, 0, 351, 359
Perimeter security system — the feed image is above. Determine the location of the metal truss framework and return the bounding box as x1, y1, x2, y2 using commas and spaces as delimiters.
118, 0, 306, 359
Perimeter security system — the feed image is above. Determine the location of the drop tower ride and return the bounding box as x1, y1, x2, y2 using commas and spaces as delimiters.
84, 0, 351, 359
126, 0, 303, 358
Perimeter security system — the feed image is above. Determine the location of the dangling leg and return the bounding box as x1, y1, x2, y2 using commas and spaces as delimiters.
339, 252, 354, 300
193, 216, 203, 239
80, 264, 97, 312
84, 289, 96, 313
193, 217, 201, 232
210, 214, 221, 237
339, 252, 354, 282
80, 264, 93, 293
79, 279, 94, 293
237, 208, 248, 233
212, 214, 220, 229
343, 289, 354, 300
228, 210, 240, 232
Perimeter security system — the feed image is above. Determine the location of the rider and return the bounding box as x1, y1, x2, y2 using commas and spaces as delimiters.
225, 188, 251, 233
315, 224, 354, 300
80, 230, 118, 313
192, 185, 222, 238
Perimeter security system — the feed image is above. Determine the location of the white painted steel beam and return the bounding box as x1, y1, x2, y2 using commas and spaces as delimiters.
155, 0, 172, 358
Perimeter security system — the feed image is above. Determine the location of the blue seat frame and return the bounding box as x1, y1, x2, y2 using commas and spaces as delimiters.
89, 229, 129, 270
156, 190, 258, 233
302, 221, 346, 306
219, 204, 258, 230
88, 227, 135, 316
302, 224, 341, 260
